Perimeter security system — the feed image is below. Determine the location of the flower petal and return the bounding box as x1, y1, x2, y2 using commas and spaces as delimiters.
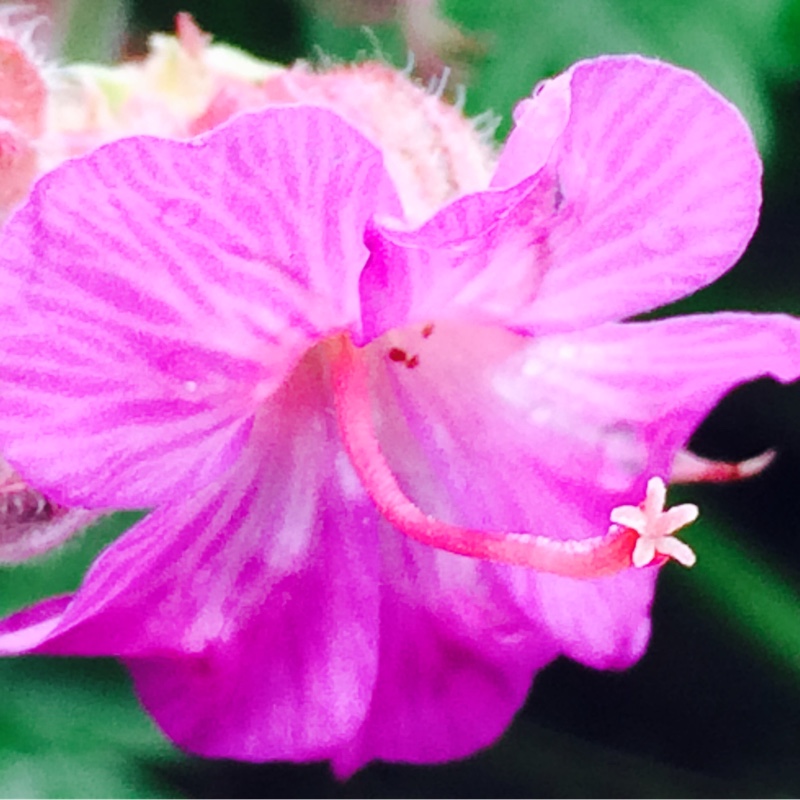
331, 529, 559, 776
126, 474, 381, 761
368, 324, 654, 668
490, 70, 572, 190
511, 55, 762, 331
0, 357, 382, 759
361, 56, 760, 339
0, 106, 397, 507
359, 172, 553, 340
0, 594, 71, 652
367, 311, 800, 665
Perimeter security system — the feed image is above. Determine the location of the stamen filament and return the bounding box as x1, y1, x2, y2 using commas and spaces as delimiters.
327, 334, 640, 579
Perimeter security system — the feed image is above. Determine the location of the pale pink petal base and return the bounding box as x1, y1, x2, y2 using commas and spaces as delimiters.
368, 324, 656, 668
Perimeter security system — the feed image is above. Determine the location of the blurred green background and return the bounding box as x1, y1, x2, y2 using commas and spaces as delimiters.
2, 0, 800, 796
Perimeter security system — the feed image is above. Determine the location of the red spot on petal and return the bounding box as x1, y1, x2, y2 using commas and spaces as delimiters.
406, 355, 420, 369
388, 347, 407, 363
421, 323, 434, 338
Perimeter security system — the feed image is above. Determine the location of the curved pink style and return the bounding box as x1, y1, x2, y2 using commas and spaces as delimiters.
0, 55, 797, 774
327, 333, 642, 577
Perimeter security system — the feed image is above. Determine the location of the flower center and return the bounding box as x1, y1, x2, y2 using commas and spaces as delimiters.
325, 334, 698, 579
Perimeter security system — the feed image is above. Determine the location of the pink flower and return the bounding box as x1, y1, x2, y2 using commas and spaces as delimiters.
0, 54, 798, 775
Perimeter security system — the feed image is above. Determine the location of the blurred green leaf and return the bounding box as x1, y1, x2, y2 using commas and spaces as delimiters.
0, 512, 179, 799
671, 506, 800, 685
0, 659, 180, 798
304, 13, 408, 70
61, 0, 129, 62
0, 512, 143, 617
480, 719, 734, 799
0, 754, 158, 799
444, 0, 800, 149
305, 0, 800, 154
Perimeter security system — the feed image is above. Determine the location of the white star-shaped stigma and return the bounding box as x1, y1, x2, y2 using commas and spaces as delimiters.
610, 477, 698, 569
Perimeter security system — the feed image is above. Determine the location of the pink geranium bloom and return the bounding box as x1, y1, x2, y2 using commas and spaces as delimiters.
0, 55, 798, 775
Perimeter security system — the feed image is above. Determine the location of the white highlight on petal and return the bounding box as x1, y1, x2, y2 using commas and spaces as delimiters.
609, 476, 698, 569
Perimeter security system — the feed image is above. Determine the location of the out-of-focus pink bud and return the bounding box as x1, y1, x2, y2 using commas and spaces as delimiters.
0, 35, 46, 215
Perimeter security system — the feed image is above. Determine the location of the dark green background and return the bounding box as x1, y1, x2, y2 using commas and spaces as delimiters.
2, 0, 800, 796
